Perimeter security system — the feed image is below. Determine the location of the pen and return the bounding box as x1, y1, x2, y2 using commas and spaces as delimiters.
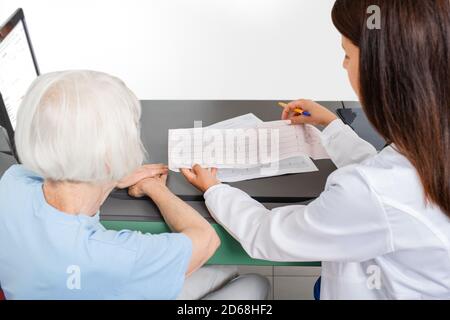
278, 102, 311, 117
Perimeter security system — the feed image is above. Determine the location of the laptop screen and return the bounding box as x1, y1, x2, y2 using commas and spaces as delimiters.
0, 13, 39, 131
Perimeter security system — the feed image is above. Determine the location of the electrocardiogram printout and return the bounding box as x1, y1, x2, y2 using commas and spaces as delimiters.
168, 114, 329, 182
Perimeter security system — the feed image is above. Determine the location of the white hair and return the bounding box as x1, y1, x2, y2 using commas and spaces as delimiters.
15, 70, 146, 182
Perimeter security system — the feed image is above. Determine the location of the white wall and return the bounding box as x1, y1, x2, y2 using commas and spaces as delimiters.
0, 0, 357, 100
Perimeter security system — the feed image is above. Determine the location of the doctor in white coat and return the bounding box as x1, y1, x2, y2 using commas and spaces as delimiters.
181, 0, 450, 300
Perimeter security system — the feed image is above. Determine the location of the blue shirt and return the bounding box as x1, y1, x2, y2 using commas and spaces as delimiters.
0, 165, 192, 300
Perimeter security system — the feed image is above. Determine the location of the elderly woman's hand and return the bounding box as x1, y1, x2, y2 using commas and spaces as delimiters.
128, 173, 168, 198
117, 164, 168, 189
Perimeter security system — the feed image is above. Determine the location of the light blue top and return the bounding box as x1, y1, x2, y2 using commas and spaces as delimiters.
0, 165, 192, 300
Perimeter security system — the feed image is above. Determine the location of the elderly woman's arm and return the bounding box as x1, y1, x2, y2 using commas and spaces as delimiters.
128, 174, 221, 277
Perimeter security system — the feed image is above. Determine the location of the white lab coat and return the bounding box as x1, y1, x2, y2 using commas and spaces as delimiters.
203, 119, 450, 300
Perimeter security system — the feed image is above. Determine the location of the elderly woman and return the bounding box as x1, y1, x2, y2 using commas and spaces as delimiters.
0, 70, 268, 300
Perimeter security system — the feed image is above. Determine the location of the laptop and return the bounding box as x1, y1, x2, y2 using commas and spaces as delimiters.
0, 8, 40, 161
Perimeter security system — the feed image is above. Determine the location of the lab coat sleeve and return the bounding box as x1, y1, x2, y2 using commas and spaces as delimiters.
204, 166, 394, 262
321, 119, 378, 168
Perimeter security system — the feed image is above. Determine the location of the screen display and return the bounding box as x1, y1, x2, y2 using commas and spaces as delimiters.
0, 20, 38, 130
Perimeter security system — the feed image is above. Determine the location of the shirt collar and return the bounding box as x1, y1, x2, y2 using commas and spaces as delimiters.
33, 183, 101, 226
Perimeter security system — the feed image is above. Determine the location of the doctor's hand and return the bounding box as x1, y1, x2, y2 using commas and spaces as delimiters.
181, 165, 221, 193
116, 164, 169, 189
282, 99, 338, 127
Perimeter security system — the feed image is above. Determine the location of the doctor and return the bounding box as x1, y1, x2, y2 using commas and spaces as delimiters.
181, 0, 450, 299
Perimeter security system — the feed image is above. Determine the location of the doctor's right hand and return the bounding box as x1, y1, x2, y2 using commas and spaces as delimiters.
282, 99, 338, 127
181, 164, 221, 193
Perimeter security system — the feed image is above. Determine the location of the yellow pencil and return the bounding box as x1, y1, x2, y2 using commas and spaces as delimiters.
278, 102, 306, 115
278, 102, 303, 114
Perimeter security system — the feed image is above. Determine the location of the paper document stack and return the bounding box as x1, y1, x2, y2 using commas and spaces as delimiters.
168, 114, 329, 182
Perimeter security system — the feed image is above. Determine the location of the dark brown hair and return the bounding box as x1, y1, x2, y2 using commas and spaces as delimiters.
332, 0, 450, 216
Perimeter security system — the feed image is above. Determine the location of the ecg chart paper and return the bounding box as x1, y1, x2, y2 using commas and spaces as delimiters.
257, 120, 330, 161
168, 115, 330, 182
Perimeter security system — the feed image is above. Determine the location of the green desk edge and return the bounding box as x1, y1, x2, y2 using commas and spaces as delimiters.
102, 220, 321, 267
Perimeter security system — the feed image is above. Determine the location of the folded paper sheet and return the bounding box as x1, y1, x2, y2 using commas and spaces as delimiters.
168, 114, 330, 182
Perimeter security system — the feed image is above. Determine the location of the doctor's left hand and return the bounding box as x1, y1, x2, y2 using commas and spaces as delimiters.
181, 164, 221, 193
117, 164, 169, 189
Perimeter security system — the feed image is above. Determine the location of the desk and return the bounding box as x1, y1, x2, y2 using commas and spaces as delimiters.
0, 100, 362, 266
103, 100, 347, 266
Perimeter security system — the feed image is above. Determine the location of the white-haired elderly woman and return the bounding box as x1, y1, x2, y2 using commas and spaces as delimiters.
0, 71, 269, 300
